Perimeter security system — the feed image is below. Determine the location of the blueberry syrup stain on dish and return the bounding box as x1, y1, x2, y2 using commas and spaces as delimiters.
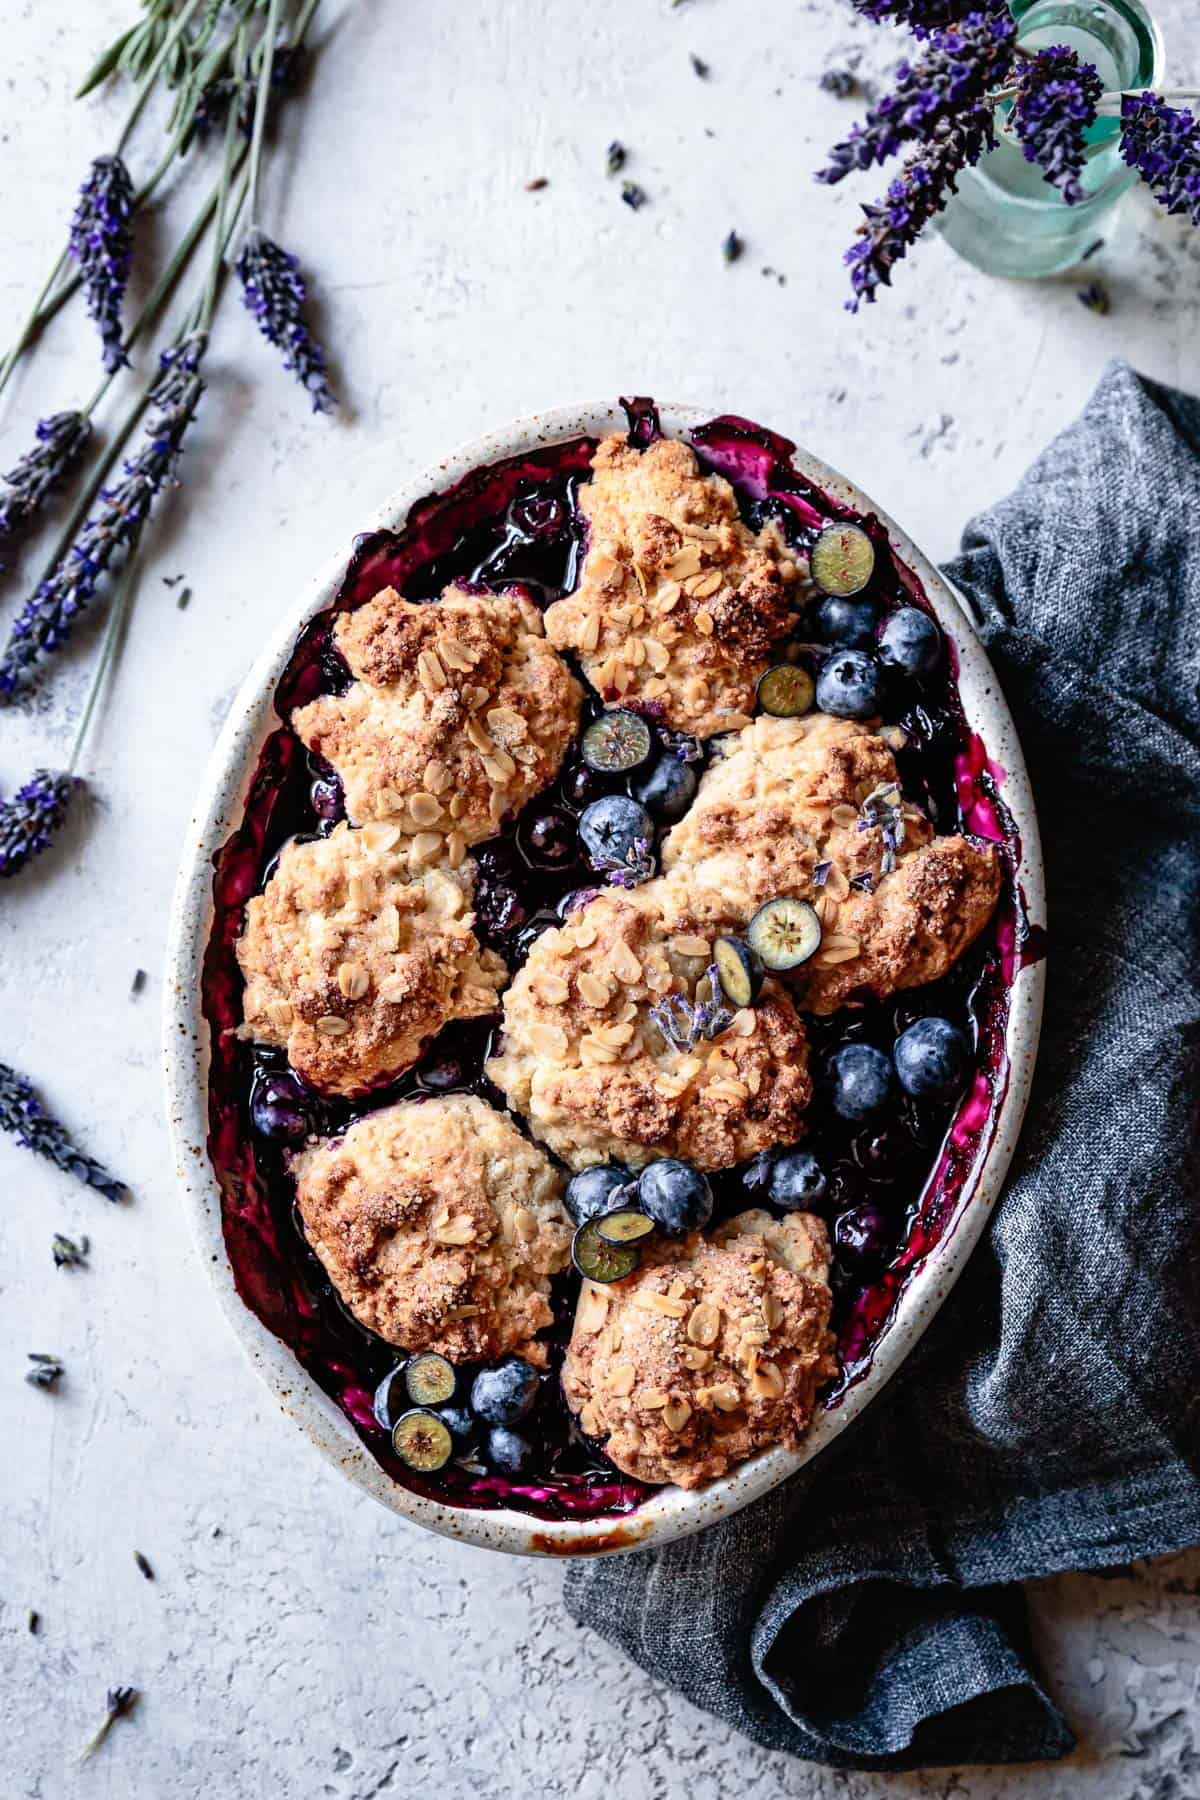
202, 400, 1038, 1519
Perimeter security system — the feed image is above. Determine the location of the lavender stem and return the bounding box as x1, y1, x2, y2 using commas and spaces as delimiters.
247, 0, 285, 225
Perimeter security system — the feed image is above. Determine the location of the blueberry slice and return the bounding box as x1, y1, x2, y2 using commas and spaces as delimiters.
572, 1217, 641, 1283
637, 1160, 714, 1236
564, 1163, 633, 1226
769, 1149, 827, 1210
827, 1043, 895, 1121
815, 648, 882, 720
632, 756, 698, 822
893, 1016, 969, 1099
810, 523, 876, 597
404, 1352, 457, 1408
713, 934, 764, 1008
877, 606, 942, 679
596, 1208, 655, 1245
469, 1357, 540, 1425
747, 897, 821, 971
485, 1425, 534, 1476
392, 1409, 454, 1473
756, 664, 815, 719
373, 1365, 408, 1433
579, 794, 654, 867
581, 709, 654, 774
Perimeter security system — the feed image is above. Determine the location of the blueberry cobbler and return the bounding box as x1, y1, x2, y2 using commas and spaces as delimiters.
203, 399, 1034, 1515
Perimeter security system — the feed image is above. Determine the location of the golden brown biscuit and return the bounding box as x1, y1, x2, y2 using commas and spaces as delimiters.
292, 1096, 572, 1363
236, 821, 505, 1095
543, 434, 800, 737
659, 712, 1001, 1011
292, 583, 582, 846
485, 881, 812, 1171
562, 1209, 837, 1487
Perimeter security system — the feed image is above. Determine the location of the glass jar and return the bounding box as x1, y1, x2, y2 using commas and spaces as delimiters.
936, 0, 1164, 278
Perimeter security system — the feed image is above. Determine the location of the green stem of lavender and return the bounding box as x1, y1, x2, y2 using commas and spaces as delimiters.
292, 0, 323, 48
67, 562, 138, 775
203, 34, 249, 329
114, 0, 208, 156
246, 0, 285, 226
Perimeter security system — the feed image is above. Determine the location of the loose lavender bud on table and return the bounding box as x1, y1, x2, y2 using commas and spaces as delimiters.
236, 230, 335, 414
1010, 45, 1102, 205
0, 769, 74, 878
0, 412, 92, 539
0, 335, 207, 698
1120, 92, 1200, 227
69, 155, 134, 374
0, 1058, 127, 1201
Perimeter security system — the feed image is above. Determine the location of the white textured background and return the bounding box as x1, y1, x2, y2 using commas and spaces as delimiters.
3, 2, 1199, 1795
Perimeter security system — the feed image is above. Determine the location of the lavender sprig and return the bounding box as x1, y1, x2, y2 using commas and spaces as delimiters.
0, 413, 92, 539
1010, 45, 1102, 204
851, 0, 977, 32
845, 114, 991, 310
0, 769, 75, 878
857, 779, 905, 872
236, 229, 334, 412
1120, 92, 1200, 226
0, 1058, 127, 1200
69, 155, 135, 374
79, 1687, 139, 1764
649, 964, 733, 1052
0, 332, 207, 698
818, 6, 1015, 185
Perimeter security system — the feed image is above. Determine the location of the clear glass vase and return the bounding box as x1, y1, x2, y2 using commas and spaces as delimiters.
936, 0, 1164, 278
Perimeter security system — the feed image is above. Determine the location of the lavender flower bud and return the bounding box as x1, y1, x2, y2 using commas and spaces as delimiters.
0, 768, 75, 879
852, 0, 978, 31
0, 1057, 125, 1201
1120, 92, 1200, 227
236, 229, 334, 413
0, 334, 207, 698
69, 155, 135, 374
1010, 45, 1102, 204
845, 113, 991, 310
818, 6, 1015, 185
0, 412, 92, 538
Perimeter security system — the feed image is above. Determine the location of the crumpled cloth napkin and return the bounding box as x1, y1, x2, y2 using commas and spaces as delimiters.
564, 361, 1200, 1769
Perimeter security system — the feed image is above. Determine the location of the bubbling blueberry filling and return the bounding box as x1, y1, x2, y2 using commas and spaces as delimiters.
202, 400, 1036, 1521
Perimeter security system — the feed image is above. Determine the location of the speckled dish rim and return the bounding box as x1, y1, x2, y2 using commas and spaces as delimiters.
163, 401, 1045, 1559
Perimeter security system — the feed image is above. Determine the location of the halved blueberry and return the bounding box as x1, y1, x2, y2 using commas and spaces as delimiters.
572, 1217, 641, 1283
632, 757, 698, 822
596, 1208, 655, 1245
815, 594, 880, 649
713, 935, 764, 1008
637, 1160, 713, 1236
893, 1016, 969, 1099
392, 1409, 454, 1473
810, 523, 875, 597
469, 1357, 539, 1426
747, 897, 822, 971
485, 1425, 534, 1476
768, 1149, 827, 1210
827, 1043, 895, 1121
405, 1352, 457, 1408
877, 607, 941, 679
579, 794, 654, 867
756, 663, 815, 719
815, 649, 882, 720
565, 1163, 632, 1226
581, 709, 654, 774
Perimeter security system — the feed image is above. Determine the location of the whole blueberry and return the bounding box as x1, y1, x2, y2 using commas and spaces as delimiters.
893, 1016, 969, 1100
309, 775, 344, 820
637, 1159, 714, 1236
632, 756, 698, 823
417, 1051, 466, 1092
834, 1202, 892, 1267
853, 1122, 909, 1176
519, 808, 578, 869
564, 1163, 633, 1226
512, 492, 565, 538
815, 594, 880, 649
768, 1149, 827, 1211
470, 1357, 539, 1426
827, 1043, 896, 1121
485, 1425, 534, 1476
562, 763, 603, 810
877, 606, 941, 679
438, 1405, 480, 1452
815, 649, 882, 720
249, 1070, 311, 1143
372, 1366, 408, 1433
579, 794, 654, 867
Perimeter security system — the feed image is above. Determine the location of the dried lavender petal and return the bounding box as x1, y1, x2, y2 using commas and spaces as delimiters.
592, 833, 656, 890
69, 155, 135, 374
26, 1353, 64, 1390
236, 229, 334, 414
1010, 44, 1102, 204
52, 1232, 89, 1269
0, 1058, 127, 1201
0, 769, 75, 878
0, 335, 207, 698
0, 412, 92, 539
812, 859, 832, 887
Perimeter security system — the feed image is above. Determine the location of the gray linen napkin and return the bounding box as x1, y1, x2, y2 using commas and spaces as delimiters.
564, 361, 1200, 1769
